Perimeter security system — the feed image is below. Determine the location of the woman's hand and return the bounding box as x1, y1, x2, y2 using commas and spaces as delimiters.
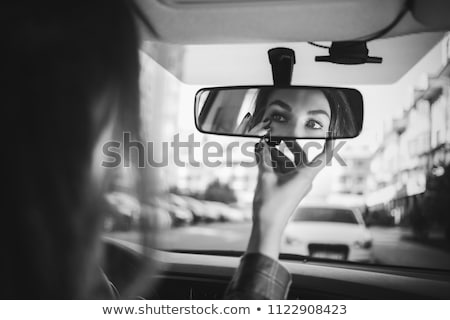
235, 113, 271, 135
246, 138, 334, 260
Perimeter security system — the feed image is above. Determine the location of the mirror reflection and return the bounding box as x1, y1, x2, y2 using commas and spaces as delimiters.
195, 87, 363, 139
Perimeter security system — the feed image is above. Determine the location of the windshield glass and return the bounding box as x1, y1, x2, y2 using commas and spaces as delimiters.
293, 208, 359, 224
106, 34, 450, 271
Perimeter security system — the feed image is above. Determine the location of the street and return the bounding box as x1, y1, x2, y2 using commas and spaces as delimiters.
369, 226, 450, 269
109, 223, 450, 270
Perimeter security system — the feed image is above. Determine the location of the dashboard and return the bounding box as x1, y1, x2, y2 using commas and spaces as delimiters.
103, 238, 450, 299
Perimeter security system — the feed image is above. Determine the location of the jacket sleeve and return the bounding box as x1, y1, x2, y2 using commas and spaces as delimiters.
224, 252, 292, 299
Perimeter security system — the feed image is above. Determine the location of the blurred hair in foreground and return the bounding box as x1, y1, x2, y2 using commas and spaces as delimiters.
2, 0, 160, 298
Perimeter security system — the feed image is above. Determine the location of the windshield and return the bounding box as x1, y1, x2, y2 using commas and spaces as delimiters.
106, 34, 450, 271
293, 208, 359, 224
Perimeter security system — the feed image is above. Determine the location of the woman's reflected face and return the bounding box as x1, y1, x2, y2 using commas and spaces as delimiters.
262, 89, 331, 138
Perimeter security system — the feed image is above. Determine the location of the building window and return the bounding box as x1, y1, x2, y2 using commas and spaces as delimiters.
354, 160, 365, 168
436, 130, 441, 146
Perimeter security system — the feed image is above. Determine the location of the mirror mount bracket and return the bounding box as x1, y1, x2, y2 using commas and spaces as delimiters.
315, 41, 382, 65
267, 48, 296, 145
268, 48, 296, 86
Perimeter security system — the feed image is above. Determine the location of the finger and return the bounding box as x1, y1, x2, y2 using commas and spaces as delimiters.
283, 140, 307, 167
248, 119, 271, 136
269, 145, 296, 174
255, 140, 274, 175
235, 113, 252, 134
308, 138, 334, 174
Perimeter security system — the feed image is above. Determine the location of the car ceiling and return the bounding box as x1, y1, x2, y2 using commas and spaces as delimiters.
136, 0, 450, 85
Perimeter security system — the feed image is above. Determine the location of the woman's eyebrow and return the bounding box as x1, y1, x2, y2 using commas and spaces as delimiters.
268, 100, 291, 111
307, 109, 330, 119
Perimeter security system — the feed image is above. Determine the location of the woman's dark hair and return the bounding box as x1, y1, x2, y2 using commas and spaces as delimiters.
250, 87, 357, 137
3, 0, 141, 298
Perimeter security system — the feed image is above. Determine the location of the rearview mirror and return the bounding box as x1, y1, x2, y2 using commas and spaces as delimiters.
195, 86, 363, 139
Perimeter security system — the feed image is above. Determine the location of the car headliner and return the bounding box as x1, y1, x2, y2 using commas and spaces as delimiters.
135, 0, 449, 85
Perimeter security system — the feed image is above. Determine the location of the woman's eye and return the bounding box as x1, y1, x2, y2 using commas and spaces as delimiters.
271, 113, 287, 123
305, 119, 323, 129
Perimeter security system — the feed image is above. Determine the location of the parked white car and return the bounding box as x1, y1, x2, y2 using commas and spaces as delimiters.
203, 200, 245, 223
284, 203, 373, 262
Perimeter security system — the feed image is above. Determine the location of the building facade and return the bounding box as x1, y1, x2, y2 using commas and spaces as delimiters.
366, 34, 450, 227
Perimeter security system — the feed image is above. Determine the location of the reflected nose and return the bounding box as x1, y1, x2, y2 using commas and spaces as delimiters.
293, 118, 306, 137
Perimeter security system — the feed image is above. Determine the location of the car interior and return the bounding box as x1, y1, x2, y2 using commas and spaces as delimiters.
102, 0, 450, 299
